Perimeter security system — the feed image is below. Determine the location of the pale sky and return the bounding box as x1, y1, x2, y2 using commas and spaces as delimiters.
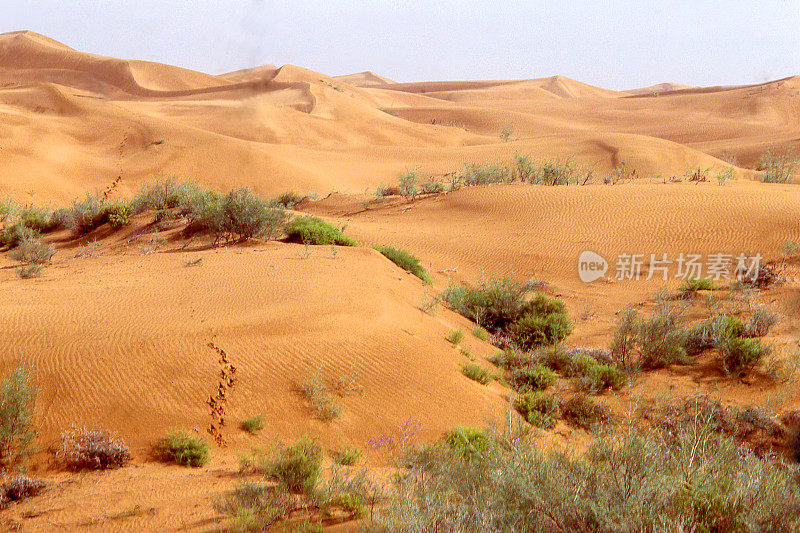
3, 1, 799, 90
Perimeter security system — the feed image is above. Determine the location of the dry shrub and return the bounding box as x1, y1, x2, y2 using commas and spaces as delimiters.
0, 475, 45, 509
57, 427, 132, 470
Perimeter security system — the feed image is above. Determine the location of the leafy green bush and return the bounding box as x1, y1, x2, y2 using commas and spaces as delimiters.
240, 415, 264, 435
532, 346, 572, 373
18, 206, 54, 233
678, 276, 717, 296
419, 179, 444, 194
508, 294, 572, 349
716, 336, 771, 375
515, 391, 560, 428
441, 277, 532, 332
106, 202, 132, 228
458, 162, 513, 186
562, 394, 611, 429
258, 437, 323, 494
637, 304, 689, 368
441, 426, 491, 463
461, 363, 492, 385
0, 364, 36, 466
154, 431, 209, 467
284, 216, 357, 246
398, 168, 419, 200
589, 364, 627, 391
373, 246, 431, 283
510, 364, 557, 392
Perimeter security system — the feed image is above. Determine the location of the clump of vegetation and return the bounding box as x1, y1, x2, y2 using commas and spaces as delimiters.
507, 294, 573, 349
398, 168, 420, 200
757, 148, 797, 183
0, 475, 45, 510
458, 162, 513, 186
561, 394, 612, 430
715, 165, 735, 185
510, 363, 557, 392
9, 228, 56, 265
15, 264, 43, 279
783, 239, 800, 258
609, 303, 689, 371
441, 426, 491, 463
743, 306, 778, 337
373, 245, 431, 283
56, 427, 132, 470
330, 443, 362, 466
442, 276, 572, 349
461, 363, 493, 385
678, 276, 717, 297
515, 391, 560, 428
240, 414, 265, 435
419, 178, 444, 195
0, 364, 36, 466
188, 188, 288, 245
106, 202, 132, 228
284, 216, 357, 246
299, 375, 341, 421
153, 430, 209, 467
372, 414, 800, 531
446, 328, 464, 345
472, 325, 489, 341
716, 336, 772, 375
243, 437, 323, 495
273, 191, 303, 209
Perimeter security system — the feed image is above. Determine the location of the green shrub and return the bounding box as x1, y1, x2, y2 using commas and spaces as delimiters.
214, 481, 292, 532
9, 231, 55, 264
532, 346, 572, 373
515, 391, 560, 428
441, 426, 491, 463
154, 431, 209, 467
508, 294, 572, 349
285, 216, 357, 246
373, 246, 431, 283
716, 336, 771, 375
131, 179, 203, 213
106, 202, 132, 228
446, 328, 464, 345
757, 149, 797, 183
461, 363, 492, 385
679, 276, 717, 296
68, 193, 109, 234
562, 394, 611, 429
18, 206, 54, 233
329, 443, 362, 466
510, 364, 557, 392
590, 364, 627, 391
419, 179, 444, 194
458, 162, 513, 186
240, 415, 264, 435
0, 364, 36, 466
441, 276, 531, 332
258, 437, 323, 494
398, 168, 419, 200
471, 326, 489, 341
715, 166, 735, 185
637, 305, 689, 368
273, 191, 303, 209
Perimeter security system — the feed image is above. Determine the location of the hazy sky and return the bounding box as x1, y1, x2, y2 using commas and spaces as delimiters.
4, 1, 799, 89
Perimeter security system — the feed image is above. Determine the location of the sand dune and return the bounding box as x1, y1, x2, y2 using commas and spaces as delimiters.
1, 32, 799, 530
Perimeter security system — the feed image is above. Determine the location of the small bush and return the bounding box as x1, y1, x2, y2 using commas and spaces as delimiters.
508, 294, 572, 349
240, 415, 265, 435
757, 149, 797, 183
442, 276, 531, 332
562, 394, 611, 429
373, 246, 431, 283
9, 231, 56, 264
68, 193, 109, 234
398, 168, 419, 200
154, 430, 209, 467
441, 426, 491, 463
743, 307, 778, 337
375, 184, 400, 196
684, 320, 716, 357
715, 166, 735, 185
458, 162, 512, 186
510, 363, 557, 392
19, 206, 54, 233
0, 475, 45, 509
515, 391, 560, 428
330, 443, 362, 466
461, 363, 492, 385
257, 437, 323, 494
637, 304, 689, 368
589, 364, 627, 391
0, 364, 36, 466
106, 202, 132, 228
273, 191, 303, 209
285, 216, 357, 246
471, 326, 489, 341
716, 336, 771, 375
419, 179, 444, 194
57, 427, 132, 470
679, 276, 717, 296
300, 377, 341, 421
15, 264, 43, 279
446, 328, 465, 345
131, 179, 203, 213
214, 481, 293, 532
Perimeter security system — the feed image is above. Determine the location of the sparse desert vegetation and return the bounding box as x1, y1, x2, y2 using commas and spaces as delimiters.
153, 431, 210, 467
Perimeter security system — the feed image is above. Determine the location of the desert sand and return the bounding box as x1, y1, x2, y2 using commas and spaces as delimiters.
0, 31, 798, 530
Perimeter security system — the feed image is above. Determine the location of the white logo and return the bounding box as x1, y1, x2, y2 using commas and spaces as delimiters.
578, 251, 608, 283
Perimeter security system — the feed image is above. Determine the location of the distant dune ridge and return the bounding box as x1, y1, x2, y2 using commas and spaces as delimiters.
0, 30, 797, 203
